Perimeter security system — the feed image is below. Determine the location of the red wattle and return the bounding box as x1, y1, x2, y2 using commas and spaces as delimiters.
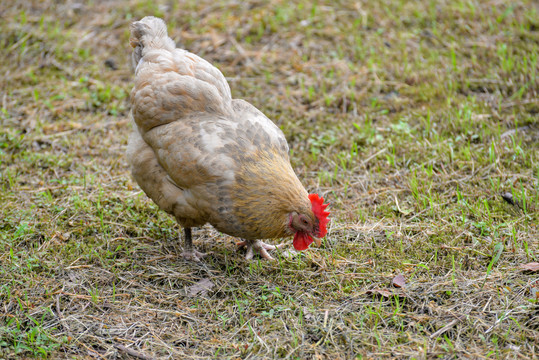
293, 232, 313, 251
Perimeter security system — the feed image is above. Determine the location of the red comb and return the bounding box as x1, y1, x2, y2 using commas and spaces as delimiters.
308, 193, 330, 238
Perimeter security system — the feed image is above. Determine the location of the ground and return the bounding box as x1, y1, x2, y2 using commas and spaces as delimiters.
1, 0, 538, 358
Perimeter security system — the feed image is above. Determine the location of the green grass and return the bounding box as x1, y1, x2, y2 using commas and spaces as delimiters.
1, 0, 538, 358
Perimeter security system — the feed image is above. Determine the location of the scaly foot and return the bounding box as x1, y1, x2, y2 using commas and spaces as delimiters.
180, 227, 210, 262
237, 240, 285, 260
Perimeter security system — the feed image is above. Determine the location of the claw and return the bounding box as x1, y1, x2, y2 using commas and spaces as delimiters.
237, 240, 285, 260
236, 240, 248, 248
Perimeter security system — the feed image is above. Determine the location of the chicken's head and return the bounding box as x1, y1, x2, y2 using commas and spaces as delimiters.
289, 194, 330, 251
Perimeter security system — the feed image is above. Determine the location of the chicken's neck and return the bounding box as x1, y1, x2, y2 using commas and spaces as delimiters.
229, 148, 311, 240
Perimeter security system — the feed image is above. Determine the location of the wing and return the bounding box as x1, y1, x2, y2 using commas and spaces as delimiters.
231, 99, 289, 157
141, 113, 239, 191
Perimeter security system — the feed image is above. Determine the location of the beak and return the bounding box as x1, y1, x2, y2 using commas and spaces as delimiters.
312, 236, 321, 247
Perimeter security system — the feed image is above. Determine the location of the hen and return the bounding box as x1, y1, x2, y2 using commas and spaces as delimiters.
127, 17, 329, 261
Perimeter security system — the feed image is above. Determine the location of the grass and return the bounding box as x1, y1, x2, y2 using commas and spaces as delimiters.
1, 0, 538, 358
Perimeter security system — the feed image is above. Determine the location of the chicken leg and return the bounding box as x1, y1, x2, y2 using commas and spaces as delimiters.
181, 228, 208, 262
237, 239, 285, 260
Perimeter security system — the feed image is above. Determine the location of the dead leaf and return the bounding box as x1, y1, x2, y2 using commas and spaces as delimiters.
501, 192, 530, 210
185, 278, 215, 297
392, 274, 406, 288
519, 262, 539, 272
365, 289, 393, 298
501, 192, 516, 205
531, 281, 539, 300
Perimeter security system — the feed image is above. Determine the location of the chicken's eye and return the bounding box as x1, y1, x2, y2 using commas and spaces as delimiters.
301, 218, 309, 225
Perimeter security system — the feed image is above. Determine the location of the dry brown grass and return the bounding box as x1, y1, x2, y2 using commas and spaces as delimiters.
1, 0, 538, 358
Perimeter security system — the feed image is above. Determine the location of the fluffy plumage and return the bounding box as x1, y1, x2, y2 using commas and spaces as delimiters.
127, 16, 329, 260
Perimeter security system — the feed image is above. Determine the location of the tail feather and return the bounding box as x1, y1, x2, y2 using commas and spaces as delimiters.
130, 16, 233, 131
130, 16, 175, 65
